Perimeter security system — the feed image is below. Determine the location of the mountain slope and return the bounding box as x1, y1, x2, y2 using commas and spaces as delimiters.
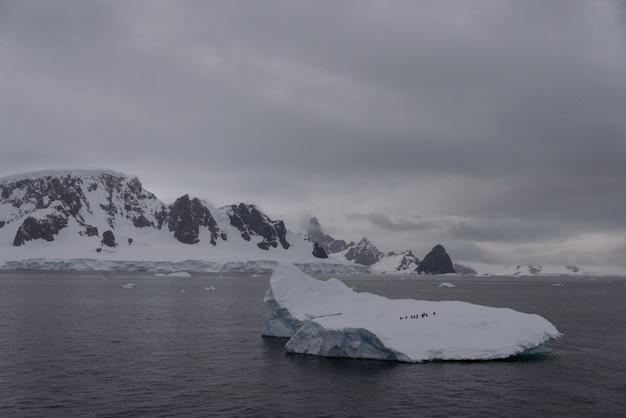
374, 250, 420, 274
0, 169, 361, 270
344, 237, 385, 266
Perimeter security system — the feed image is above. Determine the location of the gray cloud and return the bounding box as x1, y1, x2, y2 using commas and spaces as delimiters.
347, 212, 450, 233
1, 0, 626, 268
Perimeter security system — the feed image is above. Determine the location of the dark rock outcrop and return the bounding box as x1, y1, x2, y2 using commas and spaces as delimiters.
416, 244, 456, 274
101, 229, 117, 247
345, 237, 384, 266
312, 242, 328, 259
81, 225, 99, 237
168, 194, 224, 245
226, 203, 290, 250
13, 214, 69, 246
306, 217, 353, 254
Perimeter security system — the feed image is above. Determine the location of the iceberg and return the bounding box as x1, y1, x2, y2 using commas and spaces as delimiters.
438, 282, 456, 288
262, 264, 562, 362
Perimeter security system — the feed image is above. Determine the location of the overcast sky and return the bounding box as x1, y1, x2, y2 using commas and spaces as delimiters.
1, 0, 626, 268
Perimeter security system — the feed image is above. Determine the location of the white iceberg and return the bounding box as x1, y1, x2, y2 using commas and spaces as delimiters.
438, 282, 456, 288
262, 264, 561, 362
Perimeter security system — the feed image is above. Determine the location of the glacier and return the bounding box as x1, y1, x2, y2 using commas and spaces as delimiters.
262, 264, 562, 362
1, 258, 370, 275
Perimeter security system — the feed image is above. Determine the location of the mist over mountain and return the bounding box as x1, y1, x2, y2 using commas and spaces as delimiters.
305, 217, 353, 254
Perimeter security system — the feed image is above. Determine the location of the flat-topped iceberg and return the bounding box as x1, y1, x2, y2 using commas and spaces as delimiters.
262, 264, 562, 362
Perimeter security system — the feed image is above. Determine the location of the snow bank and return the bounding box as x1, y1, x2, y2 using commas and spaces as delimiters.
262, 264, 561, 362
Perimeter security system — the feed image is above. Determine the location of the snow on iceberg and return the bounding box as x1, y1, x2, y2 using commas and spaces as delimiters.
262, 264, 562, 362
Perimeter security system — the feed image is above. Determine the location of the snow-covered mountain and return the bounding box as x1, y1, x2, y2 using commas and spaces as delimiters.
0, 169, 367, 273
372, 250, 420, 274
2, 170, 622, 276
344, 237, 385, 266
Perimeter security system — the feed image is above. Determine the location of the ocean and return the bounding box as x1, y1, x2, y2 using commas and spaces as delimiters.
1, 271, 625, 417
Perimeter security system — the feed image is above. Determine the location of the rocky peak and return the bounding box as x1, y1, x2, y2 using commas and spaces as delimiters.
416, 244, 456, 274
168, 194, 225, 245
305, 217, 353, 254
312, 241, 328, 258
225, 203, 290, 250
345, 237, 384, 266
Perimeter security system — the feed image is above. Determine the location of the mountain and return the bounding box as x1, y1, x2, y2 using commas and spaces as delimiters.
2, 170, 167, 246
4, 170, 613, 276
415, 244, 456, 274
305, 217, 353, 254
225, 203, 290, 250
344, 237, 385, 266
374, 250, 420, 274
307, 218, 461, 274
168, 194, 224, 245
0, 169, 368, 273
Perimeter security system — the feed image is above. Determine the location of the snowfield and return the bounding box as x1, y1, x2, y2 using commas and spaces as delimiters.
262, 264, 562, 362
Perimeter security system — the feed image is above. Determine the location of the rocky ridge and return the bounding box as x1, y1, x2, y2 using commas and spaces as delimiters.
344, 237, 385, 266
0, 170, 295, 256
306, 217, 459, 273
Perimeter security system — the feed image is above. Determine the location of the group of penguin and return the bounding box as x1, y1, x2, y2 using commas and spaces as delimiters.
399, 312, 435, 320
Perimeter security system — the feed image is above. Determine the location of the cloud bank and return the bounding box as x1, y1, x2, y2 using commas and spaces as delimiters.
1, 0, 625, 268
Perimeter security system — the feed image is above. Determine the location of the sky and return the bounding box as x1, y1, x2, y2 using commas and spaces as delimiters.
1, 0, 626, 268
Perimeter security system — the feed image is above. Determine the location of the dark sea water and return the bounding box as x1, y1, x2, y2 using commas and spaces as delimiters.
1, 271, 625, 417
